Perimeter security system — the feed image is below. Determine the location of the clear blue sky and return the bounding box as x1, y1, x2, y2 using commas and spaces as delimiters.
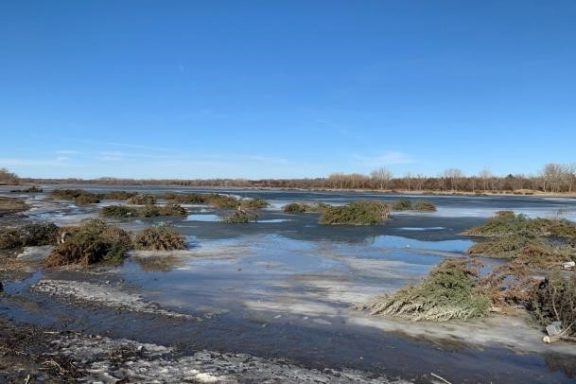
1, 1, 575, 179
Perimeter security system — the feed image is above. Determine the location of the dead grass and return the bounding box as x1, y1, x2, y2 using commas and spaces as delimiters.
464, 211, 576, 240
319, 201, 389, 225
132, 225, 186, 251
127, 194, 157, 205
391, 199, 437, 212
101, 203, 187, 218
359, 259, 491, 321
240, 197, 269, 209
222, 210, 258, 224
44, 220, 132, 267
0, 197, 28, 215
530, 274, 576, 337
0, 223, 59, 249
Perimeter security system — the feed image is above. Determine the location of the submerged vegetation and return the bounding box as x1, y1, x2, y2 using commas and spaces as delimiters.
133, 225, 186, 251
44, 219, 132, 267
319, 201, 389, 225
127, 194, 157, 205
0, 223, 59, 249
360, 259, 490, 321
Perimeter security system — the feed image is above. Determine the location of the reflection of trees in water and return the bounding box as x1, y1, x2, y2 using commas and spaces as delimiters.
544, 353, 576, 378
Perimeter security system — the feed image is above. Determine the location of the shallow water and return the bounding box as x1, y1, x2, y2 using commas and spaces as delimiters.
2, 186, 576, 383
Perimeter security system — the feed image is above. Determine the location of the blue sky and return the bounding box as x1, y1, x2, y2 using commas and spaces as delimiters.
1, 1, 575, 179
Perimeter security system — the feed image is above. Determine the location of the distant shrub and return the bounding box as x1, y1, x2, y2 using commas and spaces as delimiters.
207, 194, 241, 209
413, 201, 437, 212
223, 210, 258, 224
283, 202, 308, 214
0, 222, 59, 249
283, 202, 330, 214
163, 193, 208, 204
133, 225, 187, 251
163, 192, 242, 208
103, 191, 138, 200
100, 203, 187, 218
50, 189, 101, 205
392, 199, 412, 211
319, 201, 389, 225
44, 219, 132, 267
74, 194, 101, 205
10, 185, 43, 193
241, 197, 269, 209
138, 205, 161, 217
309, 202, 331, 213
360, 259, 490, 321
157, 203, 187, 216
101, 205, 140, 218
127, 194, 157, 205
391, 199, 436, 212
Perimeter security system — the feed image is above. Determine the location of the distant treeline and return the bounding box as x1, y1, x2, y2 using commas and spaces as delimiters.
5, 163, 576, 193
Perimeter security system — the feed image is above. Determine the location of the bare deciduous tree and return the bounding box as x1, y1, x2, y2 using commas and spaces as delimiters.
479, 168, 493, 191
370, 167, 392, 190
443, 168, 464, 192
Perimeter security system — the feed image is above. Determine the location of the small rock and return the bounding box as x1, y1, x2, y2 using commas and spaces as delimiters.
562, 261, 575, 270
546, 321, 563, 336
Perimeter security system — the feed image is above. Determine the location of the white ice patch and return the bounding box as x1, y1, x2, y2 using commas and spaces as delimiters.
396, 206, 576, 221
186, 214, 220, 222
32, 279, 195, 319
399, 227, 445, 231
50, 333, 408, 384
257, 219, 289, 223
